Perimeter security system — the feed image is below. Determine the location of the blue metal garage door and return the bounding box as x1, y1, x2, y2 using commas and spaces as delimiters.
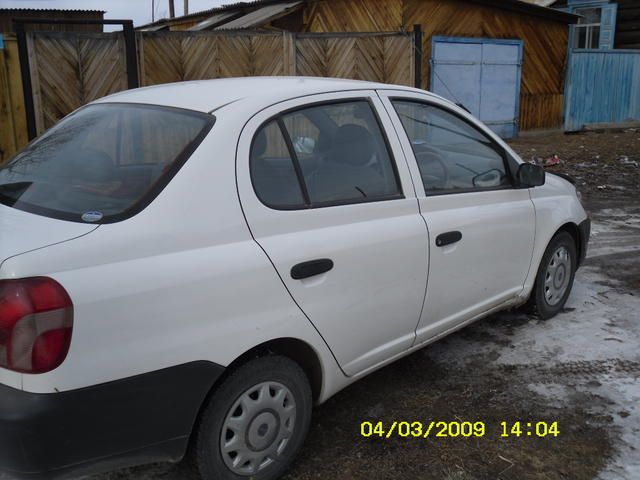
430, 37, 523, 138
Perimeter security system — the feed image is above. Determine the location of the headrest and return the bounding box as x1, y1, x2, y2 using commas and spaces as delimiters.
332, 124, 375, 166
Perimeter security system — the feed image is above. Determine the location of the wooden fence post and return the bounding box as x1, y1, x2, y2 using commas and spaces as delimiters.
413, 24, 422, 89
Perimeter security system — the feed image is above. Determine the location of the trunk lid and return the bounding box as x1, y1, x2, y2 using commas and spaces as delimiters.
0, 204, 97, 273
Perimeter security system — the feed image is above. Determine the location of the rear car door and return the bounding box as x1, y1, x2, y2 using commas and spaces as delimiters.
236, 91, 429, 376
378, 91, 535, 343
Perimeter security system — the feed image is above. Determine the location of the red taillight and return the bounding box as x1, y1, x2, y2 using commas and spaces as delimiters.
0, 277, 73, 373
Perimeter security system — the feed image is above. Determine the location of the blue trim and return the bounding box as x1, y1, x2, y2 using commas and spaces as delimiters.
567, 0, 616, 50
571, 48, 638, 54
430, 36, 524, 138
567, 0, 610, 7
0, 34, 4, 50
431, 35, 523, 47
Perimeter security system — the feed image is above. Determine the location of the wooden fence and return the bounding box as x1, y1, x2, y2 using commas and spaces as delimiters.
0, 36, 28, 163
0, 30, 414, 163
564, 49, 640, 131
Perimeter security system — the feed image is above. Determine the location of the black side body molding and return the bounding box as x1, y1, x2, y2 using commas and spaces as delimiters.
0, 361, 224, 480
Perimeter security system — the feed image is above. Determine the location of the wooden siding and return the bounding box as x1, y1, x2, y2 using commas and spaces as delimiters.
304, 0, 570, 130
304, 0, 403, 31
615, 0, 640, 50
296, 33, 412, 85
0, 10, 104, 34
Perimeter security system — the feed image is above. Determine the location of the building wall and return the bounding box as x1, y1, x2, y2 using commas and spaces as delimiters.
0, 10, 104, 34
615, 0, 640, 49
302, 0, 570, 130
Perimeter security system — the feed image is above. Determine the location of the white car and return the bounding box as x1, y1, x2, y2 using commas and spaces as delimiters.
0, 78, 589, 480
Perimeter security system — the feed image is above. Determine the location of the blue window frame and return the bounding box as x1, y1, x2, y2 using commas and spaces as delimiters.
566, 1, 618, 50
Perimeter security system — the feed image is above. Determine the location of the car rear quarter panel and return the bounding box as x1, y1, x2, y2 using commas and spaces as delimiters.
522, 174, 589, 297
0, 117, 342, 400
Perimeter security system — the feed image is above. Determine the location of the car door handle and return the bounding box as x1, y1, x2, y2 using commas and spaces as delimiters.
435, 231, 462, 247
291, 259, 334, 280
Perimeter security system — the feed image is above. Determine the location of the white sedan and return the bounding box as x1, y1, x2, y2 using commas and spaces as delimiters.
0, 77, 589, 480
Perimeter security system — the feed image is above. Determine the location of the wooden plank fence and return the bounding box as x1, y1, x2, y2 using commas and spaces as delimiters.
0, 36, 28, 163
0, 29, 414, 164
26, 32, 129, 135
564, 50, 640, 131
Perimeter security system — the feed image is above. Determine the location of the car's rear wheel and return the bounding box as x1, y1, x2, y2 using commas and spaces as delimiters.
195, 356, 312, 480
528, 231, 577, 319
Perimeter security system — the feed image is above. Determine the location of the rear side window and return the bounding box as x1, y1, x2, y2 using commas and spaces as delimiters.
250, 121, 305, 208
0, 103, 214, 223
250, 100, 402, 209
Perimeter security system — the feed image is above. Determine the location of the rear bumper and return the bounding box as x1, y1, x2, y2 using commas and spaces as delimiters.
0, 361, 224, 479
578, 217, 591, 266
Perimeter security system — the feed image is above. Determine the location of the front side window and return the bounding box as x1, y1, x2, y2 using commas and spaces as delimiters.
574, 7, 602, 49
393, 100, 511, 194
251, 100, 401, 208
0, 103, 214, 223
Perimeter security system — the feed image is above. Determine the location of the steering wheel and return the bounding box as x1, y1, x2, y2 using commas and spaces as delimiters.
414, 146, 449, 191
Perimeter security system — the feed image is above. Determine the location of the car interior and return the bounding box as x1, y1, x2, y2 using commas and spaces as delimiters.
251, 101, 400, 207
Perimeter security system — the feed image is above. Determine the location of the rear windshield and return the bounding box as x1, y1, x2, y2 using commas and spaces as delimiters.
0, 103, 214, 223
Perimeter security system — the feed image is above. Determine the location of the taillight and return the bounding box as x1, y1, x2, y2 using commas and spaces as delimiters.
0, 277, 73, 373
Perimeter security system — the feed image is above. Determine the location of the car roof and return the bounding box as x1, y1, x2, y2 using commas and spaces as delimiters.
94, 76, 436, 113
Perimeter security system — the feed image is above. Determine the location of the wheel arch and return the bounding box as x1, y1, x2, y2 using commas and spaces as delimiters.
185, 337, 324, 456
223, 337, 324, 402
556, 221, 583, 266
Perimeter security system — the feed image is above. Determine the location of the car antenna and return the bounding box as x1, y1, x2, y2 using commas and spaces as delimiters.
431, 68, 470, 114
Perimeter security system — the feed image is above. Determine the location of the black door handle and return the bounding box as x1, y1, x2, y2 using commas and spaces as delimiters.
291, 259, 334, 280
435, 231, 462, 247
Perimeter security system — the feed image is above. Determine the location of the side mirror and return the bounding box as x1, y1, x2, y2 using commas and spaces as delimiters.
517, 163, 545, 187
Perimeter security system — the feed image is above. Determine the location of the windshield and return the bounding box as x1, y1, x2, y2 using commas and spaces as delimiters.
0, 103, 214, 223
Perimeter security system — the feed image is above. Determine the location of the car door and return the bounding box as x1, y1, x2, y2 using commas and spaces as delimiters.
236, 91, 429, 376
378, 90, 535, 343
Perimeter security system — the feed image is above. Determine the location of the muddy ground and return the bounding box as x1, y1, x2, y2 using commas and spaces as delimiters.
4, 131, 639, 480
510, 128, 640, 204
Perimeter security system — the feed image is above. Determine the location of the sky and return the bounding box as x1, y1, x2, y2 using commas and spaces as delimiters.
0, 0, 229, 29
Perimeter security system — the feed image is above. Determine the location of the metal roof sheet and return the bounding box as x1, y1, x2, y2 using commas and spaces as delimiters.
215, 1, 302, 30
0, 8, 105, 13
190, 11, 241, 31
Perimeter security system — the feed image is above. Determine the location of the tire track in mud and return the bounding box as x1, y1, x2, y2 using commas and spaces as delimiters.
426, 356, 640, 387
497, 359, 640, 383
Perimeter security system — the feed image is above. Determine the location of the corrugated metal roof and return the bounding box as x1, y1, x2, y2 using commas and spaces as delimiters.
519, 0, 556, 6
0, 8, 105, 13
139, 23, 170, 32
190, 11, 241, 31
215, 1, 302, 30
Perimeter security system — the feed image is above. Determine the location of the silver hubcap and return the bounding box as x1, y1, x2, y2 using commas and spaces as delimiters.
544, 246, 572, 306
220, 381, 296, 476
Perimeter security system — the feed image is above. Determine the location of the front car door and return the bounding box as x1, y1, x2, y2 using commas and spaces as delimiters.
236, 91, 429, 376
378, 90, 535, 343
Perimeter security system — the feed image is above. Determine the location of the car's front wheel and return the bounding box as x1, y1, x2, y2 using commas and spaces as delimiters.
195, 356, 312, 480
529, 231, 577, 319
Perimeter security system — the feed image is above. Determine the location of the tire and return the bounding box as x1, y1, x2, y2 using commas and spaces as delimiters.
194, 356, 312, 480
528, 231, 577, 320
